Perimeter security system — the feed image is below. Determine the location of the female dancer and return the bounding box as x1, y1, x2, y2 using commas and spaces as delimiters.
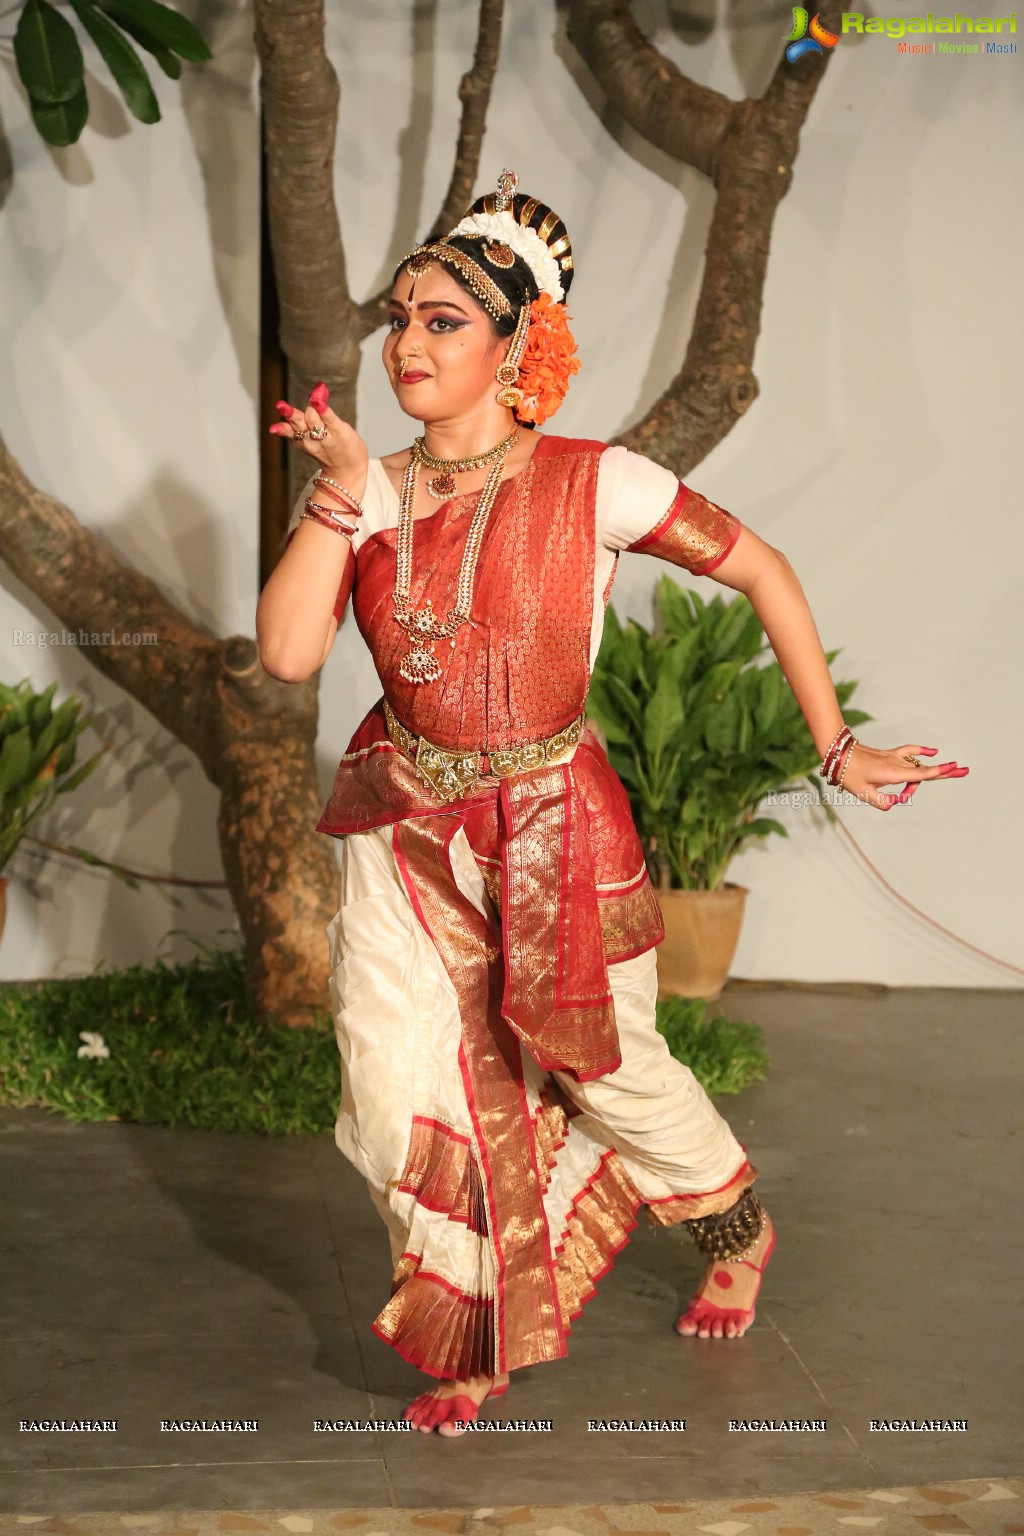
256, 171, 967, 1438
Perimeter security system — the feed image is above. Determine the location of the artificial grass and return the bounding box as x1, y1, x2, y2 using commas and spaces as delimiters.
0, 942, 767, 1134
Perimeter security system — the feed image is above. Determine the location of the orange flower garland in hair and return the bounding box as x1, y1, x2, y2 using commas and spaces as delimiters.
514, 292, 581, 426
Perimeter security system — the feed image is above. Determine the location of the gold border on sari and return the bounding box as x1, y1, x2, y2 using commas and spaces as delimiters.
397, 1115, 489, 1235
386, 814, 567, 1375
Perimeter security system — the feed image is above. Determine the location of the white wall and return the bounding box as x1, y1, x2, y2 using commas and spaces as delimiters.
1, 1, 1020, 987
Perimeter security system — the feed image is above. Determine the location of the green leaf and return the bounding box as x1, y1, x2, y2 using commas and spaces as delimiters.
94, 1, 182, 76
28, 681, 59, 731
606, 673, 643, 732
55, 747, 106, 795
710, 593, 754, 663
15, 0, 85, 105
745, 817, 788, 839
95, 0, 212, 60
642, 669, 684, 769
0, 727, 32, 797
69, 0, 160, 123
28, 83, 90, 144
655, 575, 696, 637
755, 665, 783, 735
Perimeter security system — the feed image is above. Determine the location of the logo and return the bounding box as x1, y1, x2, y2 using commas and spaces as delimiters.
785, 6, 841, 61
785, 8, 1017, 58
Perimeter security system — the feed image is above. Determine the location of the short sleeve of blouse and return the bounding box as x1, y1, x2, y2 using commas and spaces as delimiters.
597, 444, 743, 577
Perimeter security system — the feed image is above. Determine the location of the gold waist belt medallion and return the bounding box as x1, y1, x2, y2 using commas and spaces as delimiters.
383, 699, 585, 805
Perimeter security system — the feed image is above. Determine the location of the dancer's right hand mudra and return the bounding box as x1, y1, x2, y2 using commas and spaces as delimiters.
268, 381, 369, 497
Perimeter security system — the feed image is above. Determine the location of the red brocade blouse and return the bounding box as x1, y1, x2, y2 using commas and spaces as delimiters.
282, 435, 743, 1083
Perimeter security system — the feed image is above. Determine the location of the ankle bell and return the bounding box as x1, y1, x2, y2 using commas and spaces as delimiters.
685, 1188, 767, 1263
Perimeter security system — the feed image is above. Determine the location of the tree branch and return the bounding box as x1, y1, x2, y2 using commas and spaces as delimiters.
0, 433, 218, 760
566, 0, 732, 176
567, 0, 854, 473
357, 0, 505, 340
254, 0, 361, 428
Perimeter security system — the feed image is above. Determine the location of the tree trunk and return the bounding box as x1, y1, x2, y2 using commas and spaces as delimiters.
0, 0, 504, 1025
0, 0, 840, 1018
0, 440, 338, 1025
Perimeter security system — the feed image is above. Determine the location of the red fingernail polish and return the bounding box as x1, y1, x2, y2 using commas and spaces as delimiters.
275, 400, 294, 416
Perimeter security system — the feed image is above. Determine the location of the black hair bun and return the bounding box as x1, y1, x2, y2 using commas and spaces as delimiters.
463, 189, 575, 298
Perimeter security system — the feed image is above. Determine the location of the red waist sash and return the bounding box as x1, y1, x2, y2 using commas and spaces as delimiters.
316, 698, 665, 1082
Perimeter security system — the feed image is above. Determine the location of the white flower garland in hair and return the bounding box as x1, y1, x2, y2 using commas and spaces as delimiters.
448, 210, 565, 303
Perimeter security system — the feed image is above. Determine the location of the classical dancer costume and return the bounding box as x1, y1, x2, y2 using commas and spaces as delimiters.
281, 171, 768, 1384
285, 434, 766, 1379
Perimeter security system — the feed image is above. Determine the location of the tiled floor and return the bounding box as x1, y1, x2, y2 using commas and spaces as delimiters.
1, 983, 1021, 1522
0, 1477, 1022, 1534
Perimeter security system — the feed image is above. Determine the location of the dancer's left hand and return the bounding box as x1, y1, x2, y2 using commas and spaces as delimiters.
839, 742, 969, 811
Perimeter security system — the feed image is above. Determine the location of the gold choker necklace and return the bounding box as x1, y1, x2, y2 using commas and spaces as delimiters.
413, 423, 519, 499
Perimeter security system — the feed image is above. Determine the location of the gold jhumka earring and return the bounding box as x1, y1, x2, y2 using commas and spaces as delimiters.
495, 299, 531, 410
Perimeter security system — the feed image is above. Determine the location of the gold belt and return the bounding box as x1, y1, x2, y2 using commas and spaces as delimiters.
383, 698, 585, 804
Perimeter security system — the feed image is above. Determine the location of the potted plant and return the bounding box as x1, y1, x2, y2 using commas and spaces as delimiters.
0, 679, 107, 945
585, 576, 869, 1001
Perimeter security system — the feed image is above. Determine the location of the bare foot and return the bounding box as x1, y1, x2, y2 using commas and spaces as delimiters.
403, 1371, 510, 1436
675, 1210, 776, 1340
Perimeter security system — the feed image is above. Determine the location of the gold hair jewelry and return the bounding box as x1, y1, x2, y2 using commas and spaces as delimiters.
494, 301, 531, 411
413, 422, 518, 500
482, 239, 516, 269
393, 431, 517, 684
403, 243, 510, 321
495, 169, 518, 212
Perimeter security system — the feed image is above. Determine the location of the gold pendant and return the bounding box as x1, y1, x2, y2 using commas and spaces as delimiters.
399, 646, 442, 685
426, 471, 457, 499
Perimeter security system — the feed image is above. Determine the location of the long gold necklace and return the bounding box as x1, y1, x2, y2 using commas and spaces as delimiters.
393, 431, 517, 685
414, 423, 518, 499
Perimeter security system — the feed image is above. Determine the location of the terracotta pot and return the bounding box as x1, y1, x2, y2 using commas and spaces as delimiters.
654, 881, 748, 1003
0, 875, 6, 946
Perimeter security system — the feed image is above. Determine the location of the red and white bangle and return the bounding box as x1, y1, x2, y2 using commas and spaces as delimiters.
836, 737, 857, 792
820, 727, 852, 782
313, 473, 364, 519
299, 505, 357, 538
